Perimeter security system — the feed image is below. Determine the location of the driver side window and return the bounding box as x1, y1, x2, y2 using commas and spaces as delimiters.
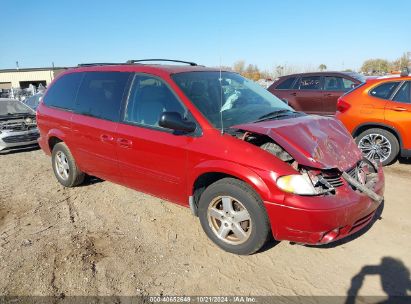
124, 74, 186, 127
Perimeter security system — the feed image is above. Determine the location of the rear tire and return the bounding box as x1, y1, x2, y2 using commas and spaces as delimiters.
198, 178, 271, 255
356, 128, 399, 166
52, 142, 85, 187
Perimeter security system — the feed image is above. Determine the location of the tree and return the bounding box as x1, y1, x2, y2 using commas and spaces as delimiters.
361, 59, 390, 75
318, 64, 327, 71
391, 53, 410, 71
233, 60, 245, 74
275, 65, 284, 77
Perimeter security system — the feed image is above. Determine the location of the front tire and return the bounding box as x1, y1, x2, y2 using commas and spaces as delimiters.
356, 128, 399, 166
198, 178, 271, 255
52, 142, 85, 187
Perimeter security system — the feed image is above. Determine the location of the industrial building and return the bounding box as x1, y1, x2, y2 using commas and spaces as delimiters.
0, 67, 67, 90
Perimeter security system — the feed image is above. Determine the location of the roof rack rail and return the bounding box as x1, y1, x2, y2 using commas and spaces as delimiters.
77, 63, 124, 67
126, 59, 198, 66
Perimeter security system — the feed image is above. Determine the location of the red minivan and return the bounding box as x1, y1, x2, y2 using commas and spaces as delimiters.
37, 60, 384, 255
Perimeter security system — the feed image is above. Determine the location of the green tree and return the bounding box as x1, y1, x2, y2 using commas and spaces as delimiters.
361, 59, 390, 75
318, 64, 327, 71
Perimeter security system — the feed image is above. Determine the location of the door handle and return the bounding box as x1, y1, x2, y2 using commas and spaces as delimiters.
324, 93, 332, 97
290, 92, 297, 96
391, 107, 407, 112
100, 134, 114, 143
117, 138, 133, 148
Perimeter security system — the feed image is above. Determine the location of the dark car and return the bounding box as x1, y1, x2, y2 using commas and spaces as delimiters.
37, 60, 384, 255
268, 72, 365, 115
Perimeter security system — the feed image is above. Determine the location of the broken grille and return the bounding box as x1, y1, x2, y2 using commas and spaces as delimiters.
322, 165, 359, 188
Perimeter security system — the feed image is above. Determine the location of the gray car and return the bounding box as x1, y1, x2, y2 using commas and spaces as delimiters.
0, 98, 39, 153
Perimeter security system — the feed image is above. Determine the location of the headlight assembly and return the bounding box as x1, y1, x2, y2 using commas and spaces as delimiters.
276, 173, 317, 195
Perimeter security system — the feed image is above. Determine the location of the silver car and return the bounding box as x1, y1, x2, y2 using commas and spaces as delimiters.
0, 98, 39, 153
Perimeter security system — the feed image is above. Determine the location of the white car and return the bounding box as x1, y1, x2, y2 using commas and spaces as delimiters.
0, 98, 39, 153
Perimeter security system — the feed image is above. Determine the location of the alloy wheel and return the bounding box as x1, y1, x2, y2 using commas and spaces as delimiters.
207, 196, 252, 245
358, 133, 392, 163
55, 151, 70, 180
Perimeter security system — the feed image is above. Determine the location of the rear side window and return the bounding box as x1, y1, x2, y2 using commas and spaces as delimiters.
75, 72, 131, 121
298, 76, 321, 90
369, 82, 401, 100
276, 77, 296, 90
43, 72, 84, 110
324, 76, 342, 91
342, 78, 356, 91
392, 82, 410, 103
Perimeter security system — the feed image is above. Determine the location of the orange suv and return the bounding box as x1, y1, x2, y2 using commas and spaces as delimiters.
336, 70, 411, 165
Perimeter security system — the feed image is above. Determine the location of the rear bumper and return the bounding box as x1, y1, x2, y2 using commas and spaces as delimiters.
38, 135, 51, 155
265, 164, 385, 245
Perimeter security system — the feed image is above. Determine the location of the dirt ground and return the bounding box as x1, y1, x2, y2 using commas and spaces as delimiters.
0, 149, 410, 297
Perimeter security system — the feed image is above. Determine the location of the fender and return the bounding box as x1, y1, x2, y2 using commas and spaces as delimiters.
44, 129, 69, 154
189, 159, 272, 202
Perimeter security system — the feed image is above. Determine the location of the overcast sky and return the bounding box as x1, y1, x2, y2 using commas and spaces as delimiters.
1, 0, 410, 71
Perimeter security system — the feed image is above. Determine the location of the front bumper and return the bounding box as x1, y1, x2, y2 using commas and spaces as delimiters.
0, 129, 40, 152
265, 164, 385, 245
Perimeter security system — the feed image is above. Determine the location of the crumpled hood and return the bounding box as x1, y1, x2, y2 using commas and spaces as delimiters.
234, 115, 362, 171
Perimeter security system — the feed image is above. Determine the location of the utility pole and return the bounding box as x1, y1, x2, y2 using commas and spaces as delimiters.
15, 61, 19, 70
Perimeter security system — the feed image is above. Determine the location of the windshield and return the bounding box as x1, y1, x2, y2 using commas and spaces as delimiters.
0, 99, 35, 116
172, 72, 294, 128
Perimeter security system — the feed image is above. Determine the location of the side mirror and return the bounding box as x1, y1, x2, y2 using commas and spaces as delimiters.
159, 112, 196, 133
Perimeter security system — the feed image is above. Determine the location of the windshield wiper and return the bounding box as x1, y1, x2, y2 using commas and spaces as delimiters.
253, 109, 295, 123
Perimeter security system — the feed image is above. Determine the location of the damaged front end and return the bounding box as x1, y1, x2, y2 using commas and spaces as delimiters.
228, 125, 383, 203
228, 115, 384, 245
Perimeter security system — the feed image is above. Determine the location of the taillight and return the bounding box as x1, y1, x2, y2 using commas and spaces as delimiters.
337, 98, 351, 113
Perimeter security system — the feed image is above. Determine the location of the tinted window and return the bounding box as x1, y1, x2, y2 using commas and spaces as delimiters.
76, 72, 131, 121
324, 76, 343, 91
392, 82, 410, 103
125, 75, 185, 127
43, 72, 84, 110
370, 82, 401, 100
298, 76, 321, 90
276, 77, 296, 90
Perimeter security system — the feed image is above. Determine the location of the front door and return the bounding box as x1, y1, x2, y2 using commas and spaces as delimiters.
294, 76, 323, 114
116, 74, 195, 205
385, 81, 411, 150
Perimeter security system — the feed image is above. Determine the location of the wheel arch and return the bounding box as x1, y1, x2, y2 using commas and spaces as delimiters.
189, 160, 271, 216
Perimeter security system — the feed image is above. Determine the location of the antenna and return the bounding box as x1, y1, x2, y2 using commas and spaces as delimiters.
219, 56, 224, 134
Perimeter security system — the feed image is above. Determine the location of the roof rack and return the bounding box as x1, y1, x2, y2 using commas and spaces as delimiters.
77, 63, 125, 67
125, 59, 198, 66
